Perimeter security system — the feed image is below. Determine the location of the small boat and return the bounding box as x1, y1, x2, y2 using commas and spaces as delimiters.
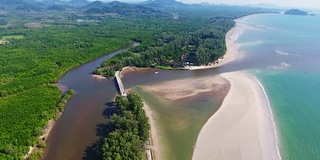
155, 72, 159, 74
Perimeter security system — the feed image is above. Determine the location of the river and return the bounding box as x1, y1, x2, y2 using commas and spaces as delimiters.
42, 29, 272, 159
43, 44, 138, 160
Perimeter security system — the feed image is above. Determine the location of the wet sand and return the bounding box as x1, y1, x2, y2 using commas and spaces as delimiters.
141, 76, 228, 101
192, 71, 280, 160
192, 17, 280, 160
138, 75, 230, 160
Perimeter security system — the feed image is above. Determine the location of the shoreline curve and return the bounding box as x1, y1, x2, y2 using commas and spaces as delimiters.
192, 15, 281, 160
192, 71, 280, 160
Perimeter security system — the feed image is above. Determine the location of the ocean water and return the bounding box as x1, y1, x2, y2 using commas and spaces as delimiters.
238, 13, 320, 160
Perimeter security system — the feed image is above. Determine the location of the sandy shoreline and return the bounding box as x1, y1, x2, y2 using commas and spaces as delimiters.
115, 15, 282, 160
136, 16, 280, 160
192, 71, 280, 160
192, 16, 280, 160
186, 20, 244, 70
119, 21, 244, 73
143, 102, 163, 160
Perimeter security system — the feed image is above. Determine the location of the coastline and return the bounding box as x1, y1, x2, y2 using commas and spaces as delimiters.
192, 71, 280, 160
119, 21, 244, 74
192, 15, 281, 160
186, 19, 244, 70
120, 14, 281, 160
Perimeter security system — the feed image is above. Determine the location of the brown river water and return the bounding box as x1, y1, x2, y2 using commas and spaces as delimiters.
42, 42, 267, 159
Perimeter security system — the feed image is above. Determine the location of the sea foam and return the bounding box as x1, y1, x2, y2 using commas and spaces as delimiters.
252, 75, 282, 160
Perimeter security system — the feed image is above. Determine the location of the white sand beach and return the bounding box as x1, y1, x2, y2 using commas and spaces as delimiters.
192, 71, 280, 160
192, 16, 281, 160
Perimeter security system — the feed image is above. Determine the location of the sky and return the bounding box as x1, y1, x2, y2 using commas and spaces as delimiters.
87, 0, 320, 9
185, 0, 320, 8
177, 0, 320, 8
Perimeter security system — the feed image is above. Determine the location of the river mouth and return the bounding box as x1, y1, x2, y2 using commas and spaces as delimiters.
43, 55, 247, 160
132, 75, 230, 160
43, 39, 255, 159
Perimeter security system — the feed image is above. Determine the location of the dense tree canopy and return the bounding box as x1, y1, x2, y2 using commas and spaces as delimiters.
102, 93, 150, 160
0, 15, 133, 160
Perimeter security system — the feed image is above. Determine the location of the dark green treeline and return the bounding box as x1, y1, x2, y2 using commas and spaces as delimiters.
103, 92, 150, 160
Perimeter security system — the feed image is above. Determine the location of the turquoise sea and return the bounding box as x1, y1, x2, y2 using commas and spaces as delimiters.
238, 13, 320, 160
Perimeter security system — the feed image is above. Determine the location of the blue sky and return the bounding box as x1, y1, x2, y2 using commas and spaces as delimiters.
86, 0, 320, 9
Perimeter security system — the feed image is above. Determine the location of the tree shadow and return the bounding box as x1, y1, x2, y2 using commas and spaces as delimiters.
102, 101, 118, 118
82, 101, 118, 160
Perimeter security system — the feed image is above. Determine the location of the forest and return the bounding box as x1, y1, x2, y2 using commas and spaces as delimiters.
95, 17, 234, 78
93, 5, 271, 78
0, 0, 276, 159
0, 17, 135, 160
103, 93, 150, 160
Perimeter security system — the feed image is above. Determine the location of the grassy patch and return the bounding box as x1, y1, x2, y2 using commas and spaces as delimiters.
1, 35, 25, 41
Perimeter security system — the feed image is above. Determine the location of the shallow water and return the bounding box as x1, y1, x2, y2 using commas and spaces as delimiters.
133, 77, 229, 160
239, 13, 320, 160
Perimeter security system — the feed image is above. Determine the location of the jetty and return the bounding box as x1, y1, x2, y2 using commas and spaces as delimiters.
115, 71, 127, 97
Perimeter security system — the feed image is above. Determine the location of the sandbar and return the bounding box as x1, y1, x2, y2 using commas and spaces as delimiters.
192, 71, 280, 160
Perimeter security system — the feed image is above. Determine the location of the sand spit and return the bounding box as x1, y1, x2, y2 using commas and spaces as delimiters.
139, 75, 230, 159
141, 76, 228, 102
192, 71, 280, 160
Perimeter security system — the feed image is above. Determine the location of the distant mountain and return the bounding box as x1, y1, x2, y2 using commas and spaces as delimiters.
248, 3, 281, 9
48, 4, 67, 11
16, 4, 43, 11
37, 0, 64, 5
84, 1, 162, 16
68, 0, 89, 6
36, 0, 89, 7
0, 0, 44, 11
284, 9, 308, 15
145, 0, 183, 5
0, 0, 25, 5
82, 1, 105, 10
142, 0, 184, 9
23, 0, 39, 4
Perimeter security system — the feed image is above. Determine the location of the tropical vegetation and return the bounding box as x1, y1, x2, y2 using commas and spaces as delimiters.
102, 93, 150, 160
